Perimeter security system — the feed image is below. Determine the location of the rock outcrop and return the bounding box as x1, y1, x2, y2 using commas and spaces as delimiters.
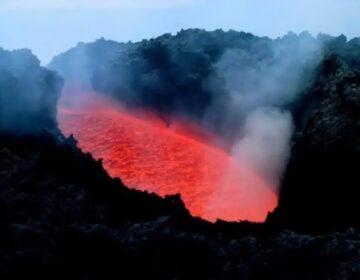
0, 48, 63, 134
270, 59, 360, 232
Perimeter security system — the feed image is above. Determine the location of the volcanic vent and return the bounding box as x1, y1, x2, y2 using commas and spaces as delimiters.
58, 92, 277, 222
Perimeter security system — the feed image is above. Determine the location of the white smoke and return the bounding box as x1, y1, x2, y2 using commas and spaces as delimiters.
212, 32, 323, 192
232, 108, 294, 188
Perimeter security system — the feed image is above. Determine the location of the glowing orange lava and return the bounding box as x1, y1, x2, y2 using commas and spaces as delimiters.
58, 93, 277, 222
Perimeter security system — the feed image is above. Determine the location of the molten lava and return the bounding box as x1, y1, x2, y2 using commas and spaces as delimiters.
58, 93, 277, 222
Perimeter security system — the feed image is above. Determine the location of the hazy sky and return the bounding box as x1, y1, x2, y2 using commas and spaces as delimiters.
0, 0, 359, 63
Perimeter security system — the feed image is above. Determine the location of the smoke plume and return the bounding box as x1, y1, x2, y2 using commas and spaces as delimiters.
209, 32, 323, 192
232, 108, 293, 188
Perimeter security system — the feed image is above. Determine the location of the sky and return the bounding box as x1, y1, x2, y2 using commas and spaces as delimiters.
0, 0, 359, 64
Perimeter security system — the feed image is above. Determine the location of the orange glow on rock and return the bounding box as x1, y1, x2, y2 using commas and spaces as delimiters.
58, 93, 277, 222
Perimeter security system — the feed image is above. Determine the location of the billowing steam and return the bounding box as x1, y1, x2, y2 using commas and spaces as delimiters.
206, 33, 323, 193
232, 108, 293, 188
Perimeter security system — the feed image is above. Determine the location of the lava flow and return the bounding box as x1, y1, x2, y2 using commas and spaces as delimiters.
58, 93, 277, 222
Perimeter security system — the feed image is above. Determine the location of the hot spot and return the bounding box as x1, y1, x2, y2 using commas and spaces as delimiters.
58, 93, 277, 222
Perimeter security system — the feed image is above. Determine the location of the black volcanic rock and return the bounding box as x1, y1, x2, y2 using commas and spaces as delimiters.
2, 130, 360, 279
270, 59, 360, 232
0, 48, 63, 134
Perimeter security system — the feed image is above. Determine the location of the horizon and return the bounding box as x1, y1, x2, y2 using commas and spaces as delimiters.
1, 28, 356, 66
1, 0, 359, 64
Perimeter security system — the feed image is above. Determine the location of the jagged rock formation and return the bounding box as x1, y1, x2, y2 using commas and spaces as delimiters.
270, 59, 360, 232
0, 48, 63, 134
